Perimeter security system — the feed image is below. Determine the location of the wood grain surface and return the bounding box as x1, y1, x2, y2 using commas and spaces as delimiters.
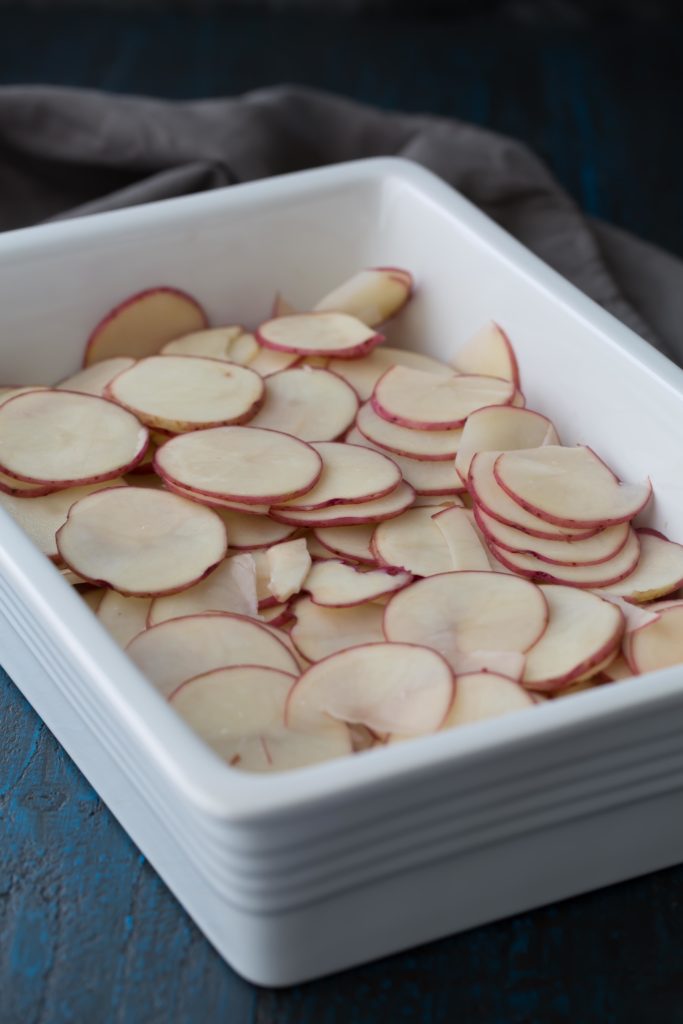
1, 9, 683, 1023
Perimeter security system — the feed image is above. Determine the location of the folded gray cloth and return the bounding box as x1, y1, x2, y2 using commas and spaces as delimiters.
1, 83, 681, 363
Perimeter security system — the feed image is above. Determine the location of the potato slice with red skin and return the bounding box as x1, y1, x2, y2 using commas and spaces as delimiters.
489, 529, 641, 588
345, 426, 464, 495
249, 367, 358, 442
215, 507, 295, 549
443, 671, 533, 727
522, 586, 624, 692
273, 442, 401, 511
313, 268, 413, 327
286, 642, 454, 736
84, 287, 208, 366
256, 312, 383, 358
160, 326, 255, 363
383, 571, 549, 672
469, 451, 600, 540
451, 322, 520, 388
148, 552, 258, 626
431, 506, 491, 571
624, 601, 683, 673
0, 386, 49, 408
372, 367, 514, 430
57, 487, 228, 597
269, 481, 415, 527
329, 346, 453, 402
170, 666, 353, 772
474, 506, 631, 566
0, 478, 127, 560
161, 478, 271, 515
259, 602, 296, 628
356, 402, 463, 461
248, 341, 300, 376
601, 531, 683, 603
493, 446, 651, 529
154, 426, 322, 506
0, 390, 149, 486
290, 596, 386, 662
57, 358, 136, 398
97, 591, 151, 648
126, 612, 299, 697
106, 355, 265, 433
304, 559, 412, 607
313, 524, 376, 563
455, 405, 559, 483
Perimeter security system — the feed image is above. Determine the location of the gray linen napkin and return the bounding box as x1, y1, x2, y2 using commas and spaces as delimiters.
1, 83, 681, 363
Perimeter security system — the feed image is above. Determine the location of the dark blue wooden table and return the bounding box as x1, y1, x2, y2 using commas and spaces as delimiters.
1, 9, 683, 1023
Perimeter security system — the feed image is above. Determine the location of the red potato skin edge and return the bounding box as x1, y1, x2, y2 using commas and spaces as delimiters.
467, 453, 601, 540
454, 403, 558, 484
83, 286, 209, 368
492, 449, 653, 529
283, 640, 456, 731
365, 267, 414, 326
272, 447, 402, 512
126, 607, 296, 658
524, 613, 625, 693
370, 369, 515, 432
167, 662, 298, 703
160, 478, 271, 514
381, 569, 551, 651
268, 485, 416, 528
354, 412, 459, 462
472, 504, 630, 568
312, 531, 376, 565
488, 539, 640, 589
256, 314, 385, 358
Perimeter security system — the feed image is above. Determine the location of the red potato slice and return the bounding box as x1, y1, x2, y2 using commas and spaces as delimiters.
522, 585, 624, 692
469, 451, 600, 540
442, 671, 533, 728
589, 591, 660, 633
57, 487, 227, 597
56, 357, 136, 398
0, 386, 49, 408
356, 402, 463, 461
287, 642, 454, 736
0, 468, 64, 498
313, 524, 376, 563
305, 533, 342, 561
290, 596, 385, 662
0, 478, 127, 560
372, 367, 514, 430
160, 326, 256, 364
451, 322, 520, 388
329, 346, 453, 402
273, 442, 401, 511
126, 612, 299, 697
170, 666, 352, 772
602, 654, 634, 681
148, 552, 258, 626
214, 507, 295, 549
161, 478, 271, 514
602, 531, 683, 603
256, 312, 383, 358
304, 559, 412, 607
313, 268, 413, 327
84, 287, 208, 366
248, 341, 300, 376
249, 367, 358, 441
268, 481, 415, 527
494, 446, 652, 528
445, 649, 526, 680
474, 506, 630, 566
154, 426, 322, 505
0, 390, 148, 486
372, 506, 456, 577
431, 506, 492, 571
345, 426, 464, 495
455, 405, 559, 483
266, 538, 312, 602
383, 571, 548, 672
96, 591, 151, 648
625, 603, 683, 673
106, 355, 264, 433
489, 529, 641, 588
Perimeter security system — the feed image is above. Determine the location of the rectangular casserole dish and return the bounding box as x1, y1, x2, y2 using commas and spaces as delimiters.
2, 157, 683, 985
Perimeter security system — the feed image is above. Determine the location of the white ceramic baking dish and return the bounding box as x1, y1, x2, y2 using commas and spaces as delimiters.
2, 158, 683, 986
